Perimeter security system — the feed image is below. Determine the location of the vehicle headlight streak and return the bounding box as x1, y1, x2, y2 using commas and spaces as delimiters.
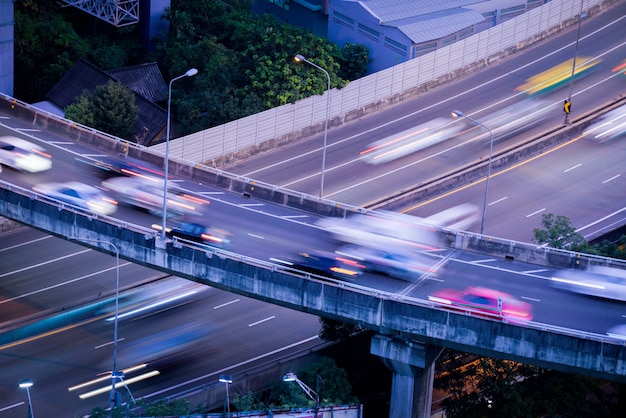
68, 364, 148, 392
104, 290, 198, 321
76, 370, 160, 399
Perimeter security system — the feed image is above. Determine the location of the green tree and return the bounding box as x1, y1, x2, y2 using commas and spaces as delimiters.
338, 42, 370, 80
14, 1, 90, 102
435, 350, 621, 418
591, 235, 626, 260
532, 213, 588, 251
64, 91, 96, 128
92, 80, 138, 140
154, 0, 366, 135
270, 357, 357, 409
65, 80, 138, 141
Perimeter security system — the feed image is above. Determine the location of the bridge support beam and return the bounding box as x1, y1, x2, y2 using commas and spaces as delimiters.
371, 335, 443, 418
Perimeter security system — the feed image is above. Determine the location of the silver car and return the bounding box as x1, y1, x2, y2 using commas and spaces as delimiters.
33, 181, 118, 215
550, 265, 626, 302
101, 176, 209, 217
0, 136, 52, 173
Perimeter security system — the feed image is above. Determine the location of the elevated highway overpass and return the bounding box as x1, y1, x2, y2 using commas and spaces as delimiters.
1, 92, 626, 417
1, 173, 626, 416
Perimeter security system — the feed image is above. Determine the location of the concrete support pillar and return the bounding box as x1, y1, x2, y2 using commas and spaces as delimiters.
371, 334, 443, 418
0, 0, 14, 96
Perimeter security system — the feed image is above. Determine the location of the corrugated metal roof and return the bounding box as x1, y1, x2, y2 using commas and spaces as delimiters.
389, 7, 486, 43
345, 0, 487, 23
45, 59, 167, 146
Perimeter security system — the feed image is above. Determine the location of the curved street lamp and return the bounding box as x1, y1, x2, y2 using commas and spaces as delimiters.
160, 68, 199, 243
451, 110, 494, 235
219, 374, 233, 414
68, 237, 120, 411
294, 54, 330, 198
283, 372, 323, 414
19, 379, 34, 418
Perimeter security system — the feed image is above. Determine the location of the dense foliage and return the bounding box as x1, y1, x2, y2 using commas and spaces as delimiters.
533, 212, 626, 259
13, 0, 370, 140
434, 351, 623, 418
65, 80, 138, 140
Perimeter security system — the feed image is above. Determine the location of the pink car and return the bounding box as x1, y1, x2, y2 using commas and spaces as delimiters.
428, 286, 533, 322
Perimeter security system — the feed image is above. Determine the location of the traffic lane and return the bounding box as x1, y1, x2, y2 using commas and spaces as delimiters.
0, 231, 167, 323
402, 123, 626, 242
0, 278, 321, 416
413, 251, 624, 333
224, 17, 626, 203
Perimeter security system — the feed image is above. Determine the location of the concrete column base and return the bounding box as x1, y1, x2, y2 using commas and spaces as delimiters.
371, 335, 443, 418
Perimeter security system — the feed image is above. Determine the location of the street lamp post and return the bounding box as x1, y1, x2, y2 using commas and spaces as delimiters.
19, 379, 34, 418
69, 237, 120, 413
565, 1, 586, 125
283, 372, 322, 414
294, 54, 330, 198
451, 110, 494, 235
219, 375, 233, 415
160, 68, 199, 243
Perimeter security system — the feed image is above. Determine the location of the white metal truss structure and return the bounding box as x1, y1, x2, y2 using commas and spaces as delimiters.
62, 0, 139, 27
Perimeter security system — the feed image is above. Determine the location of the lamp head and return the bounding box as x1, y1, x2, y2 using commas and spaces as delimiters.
282, 372, 297, 382
451, 109, 465, 118
219, 374, 233, 384
295, 54, 306, 63
19, 379, 34, 389
185, 68, 198, 77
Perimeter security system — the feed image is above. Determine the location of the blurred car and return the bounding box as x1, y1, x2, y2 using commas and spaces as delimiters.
612, 59, 626, 76
515, 57, 600, 95
454, 100, 555, 145
0, 135, 52, 173
428, 287, 533, 322
76, 155, 165, 179
335, 244, 439, 281
32, 181, 117, 215
550, 265, 626, 302
270, 249, 365, 280
583, 105, 626, 141
359, 117, 463, 164
316, 211, 443, 252
157, 221, 233, 248
102, 176, 209, 216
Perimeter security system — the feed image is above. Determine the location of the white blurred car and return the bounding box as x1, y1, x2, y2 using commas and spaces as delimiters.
583, 105, 626, 141
455, 100, 555, 144
33, 181, 117, 215
101, 176, 209, 216
550, 265, 626, 302
317, 211, 442, 252
0, 136, 52, 173
360, 117, 463, 164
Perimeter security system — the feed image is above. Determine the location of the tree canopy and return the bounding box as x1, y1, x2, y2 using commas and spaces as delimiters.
65, 80, 138, 140
14, 0, 369, 140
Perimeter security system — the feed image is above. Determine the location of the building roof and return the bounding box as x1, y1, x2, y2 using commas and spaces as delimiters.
45, 59, 167, 146
347, 0, 486, 23
106, 62, 167, 103
391, 7, 486, 44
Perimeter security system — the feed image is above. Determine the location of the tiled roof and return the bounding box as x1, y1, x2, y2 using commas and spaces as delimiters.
106, 62, 167, 103
45, 59, 167, 146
